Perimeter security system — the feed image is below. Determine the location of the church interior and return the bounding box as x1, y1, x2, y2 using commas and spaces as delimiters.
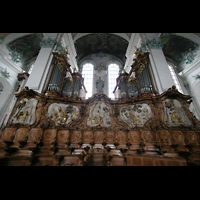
0, 33, 200, 166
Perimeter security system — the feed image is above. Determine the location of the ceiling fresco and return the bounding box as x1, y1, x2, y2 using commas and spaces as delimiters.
74, 33, 129, 66
6, 34, 43, 70
160, 34, 199, 67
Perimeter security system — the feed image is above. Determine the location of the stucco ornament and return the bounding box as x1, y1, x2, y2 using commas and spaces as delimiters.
10, 98, 38, 125
48, 103, 79, 126
120, 104, 152, 127
163, 99, 192, 126
87, 101, 111, 127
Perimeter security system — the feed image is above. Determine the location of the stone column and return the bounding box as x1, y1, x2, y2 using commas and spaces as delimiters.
143, 33, 174, 94
25, 33, 59, 93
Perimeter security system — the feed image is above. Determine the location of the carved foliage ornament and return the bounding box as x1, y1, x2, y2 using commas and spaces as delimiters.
48, 103, 79, 126
120, 104, 152, 127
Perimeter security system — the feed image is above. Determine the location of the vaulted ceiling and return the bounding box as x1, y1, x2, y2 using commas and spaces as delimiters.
74, 33, 129, 66
1, 33, 200, 73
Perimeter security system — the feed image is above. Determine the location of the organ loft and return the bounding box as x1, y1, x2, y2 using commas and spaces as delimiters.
1, 33, 200, 166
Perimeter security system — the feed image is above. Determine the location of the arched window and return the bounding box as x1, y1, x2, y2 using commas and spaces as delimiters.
108, 63, 119, 99
168, 64, 183, 93
82, 63, 94, 99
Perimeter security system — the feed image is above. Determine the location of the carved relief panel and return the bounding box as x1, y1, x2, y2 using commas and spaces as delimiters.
41, 129, 57, 145
105, 131, 115, 144
87, 101, 111, 127
13, 128, 29, 143
27, 128, 43, 145
70, 130, 81, 144
82, 131, 93, 144
56, 130, 69, 145
128, 131, 141, 144
117, 131, 127, 144
184, 131, 199, 145
141, 131, 156, 144
48, 103, 79, 126
163, 99, 191, 126
120, 104, 152, 127
10, 98, 38, 125
156, 130, 172, 145
170, 131, 185, 145
94, 131, 104, 143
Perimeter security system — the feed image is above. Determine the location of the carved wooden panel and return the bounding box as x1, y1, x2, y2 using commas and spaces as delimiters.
2, 128, 16, 142
60, 156, 82, 166
196, 131, 200, 144
57, 130, 69, 144
183, 131, 199, 145
70, 130, 81, 144
82, 131, 92, 143
141, 130, 156, 144
117, 131, 127, 144
94, 131, 104, 143
128, 131, 141, 144
156, 130, 172, 145
13, 128, 29, 142
33, 157, 59, 166
105, 131, 115, 144
170, 131, 185, 145
41, 129, 57, 144
109, 157, 126, 166
27, 128, 43, 144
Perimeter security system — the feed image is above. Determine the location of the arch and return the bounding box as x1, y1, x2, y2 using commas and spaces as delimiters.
0, 76, 12, 93
73, 33, 130, 42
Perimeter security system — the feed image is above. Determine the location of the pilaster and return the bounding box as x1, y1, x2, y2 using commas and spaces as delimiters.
144, 33, 174, 94
62, 33, 78, 72
25, 33, 59, 93
124, 33, 141, 73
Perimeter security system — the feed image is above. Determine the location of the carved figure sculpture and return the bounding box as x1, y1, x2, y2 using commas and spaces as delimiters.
96, 77, 104, 93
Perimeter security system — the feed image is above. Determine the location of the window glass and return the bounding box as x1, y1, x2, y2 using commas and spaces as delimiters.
108, 63, 119, 99
168, 64, 183, 93
82, 63, 94, 99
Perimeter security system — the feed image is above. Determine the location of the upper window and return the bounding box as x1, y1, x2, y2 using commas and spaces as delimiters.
108, 63, 119, 99
82, 63, 94, 99
168, 64, 183, 93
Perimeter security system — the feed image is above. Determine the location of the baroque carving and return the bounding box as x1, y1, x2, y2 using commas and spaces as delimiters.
48, 103, 79, 126
87, 101, 111, 127
163, 99, 192, 126
120, 104, 152, 127
10, 98, 38, 125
